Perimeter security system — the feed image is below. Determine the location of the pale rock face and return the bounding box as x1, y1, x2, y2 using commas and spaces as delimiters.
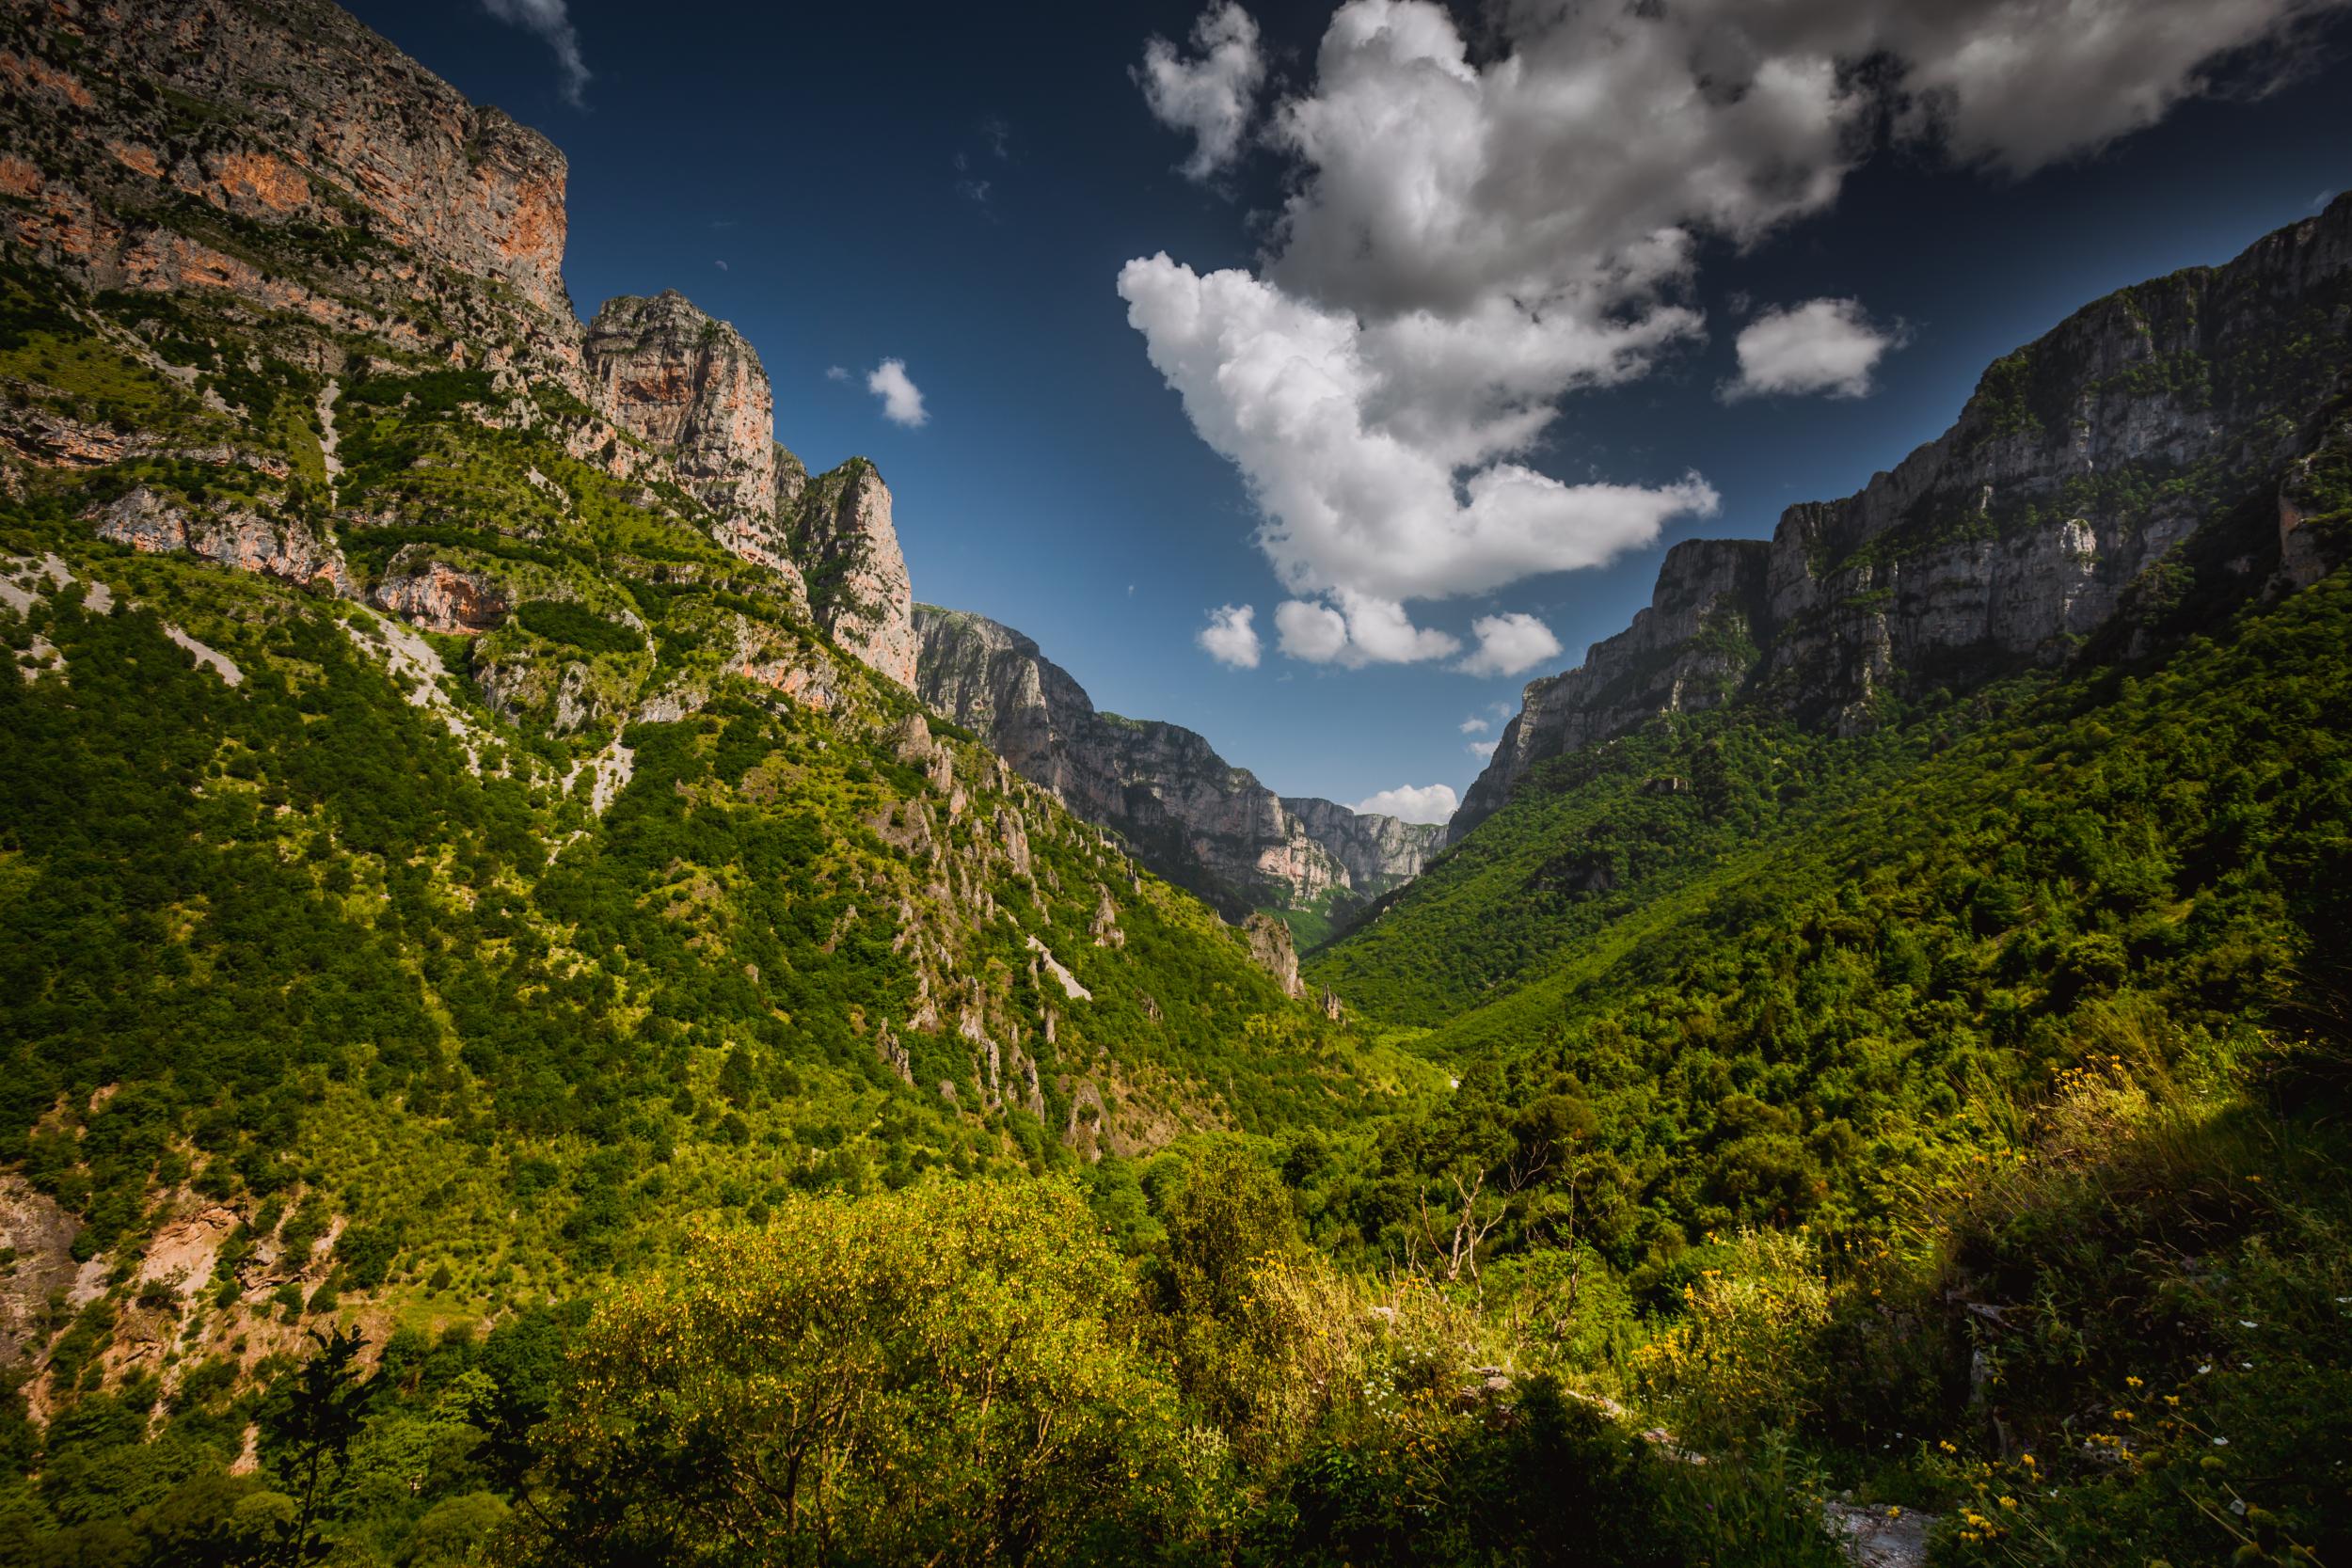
0, 0, 580, 378
914, 606, 1440, 919
91, 487, 351, 595
787, 458, 919, 689
371, 550, 509, 633
1458, 194, 2352, 837
1243, 912, 1304, 999
581, 292, 805, 599
576, 294, 921, 685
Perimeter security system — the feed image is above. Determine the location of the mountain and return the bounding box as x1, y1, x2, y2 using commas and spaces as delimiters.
914, 603, 1442, 928
0, 0, 1419, 1434
3, 2, 2349, 1564
1323, 196, 2352, 1023
1454, 196, 2352, 835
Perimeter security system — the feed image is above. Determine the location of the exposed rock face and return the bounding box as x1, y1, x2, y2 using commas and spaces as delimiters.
1458, 538, 1769, 830
1457, 194, 2352, 837
371, 551, 509, 633
578, 295, 921, 681
914, 605, 1438, 920
786, 456, 919, 689
0, 0, 576, 359
1281, 795, 1447, 893
92, 487, 351, 595
581, 292, 800, 584
1243, 912, 1303, 999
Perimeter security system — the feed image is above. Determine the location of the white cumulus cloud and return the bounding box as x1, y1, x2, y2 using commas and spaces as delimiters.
1724, 298, 1903, 401
481, 0, 590, 107
1351, 783, 1459, 824
1458, 715, 1489, 735
1123, 0, 2337, 668
1454, 612, 1565, 678
1275, 599, 1350, 662
1469, 739, 1499, 759
866, 359, 928, 428
1136, 3, 1267, 182
1197, 604, 1262, 668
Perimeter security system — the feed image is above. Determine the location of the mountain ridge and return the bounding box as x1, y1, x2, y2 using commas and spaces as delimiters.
1455, 192, 2352, 836
913, 601, 1443, 926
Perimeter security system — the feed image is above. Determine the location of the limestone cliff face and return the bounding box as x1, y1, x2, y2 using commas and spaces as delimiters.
0, 0, 934, 675
578, 294, 921, 681
584, 293, 779, 532
1279, 797, 1445, 895
1457, 537, 1770, 830
1456, 194, 2352, 837
0, 0, 576, 366
914, 606, 1437, 921
786, 456, 920, 689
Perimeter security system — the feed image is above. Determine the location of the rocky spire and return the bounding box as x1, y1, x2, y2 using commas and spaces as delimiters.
783, 454, 920, 689
581, 292, 805, 595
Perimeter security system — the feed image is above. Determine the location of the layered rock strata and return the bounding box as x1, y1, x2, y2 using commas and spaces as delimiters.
1457, 194, 2352, 836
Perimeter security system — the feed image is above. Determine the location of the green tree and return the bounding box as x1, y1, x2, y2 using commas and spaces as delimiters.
523, 1180, 1182, 1566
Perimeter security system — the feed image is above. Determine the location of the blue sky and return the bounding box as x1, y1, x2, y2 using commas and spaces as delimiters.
348, 0, 2351, 820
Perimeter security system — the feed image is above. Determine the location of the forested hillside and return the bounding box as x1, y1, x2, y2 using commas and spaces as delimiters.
0, 1, 2345, 1565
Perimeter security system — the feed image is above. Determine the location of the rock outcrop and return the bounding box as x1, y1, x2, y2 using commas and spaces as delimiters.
580, 295, 922, 682
785, 455, 919, 689
1243, 912, 1304, 999
91, 487, 352, 596
1456, 193, 2352, 837
371, 550, 509, 633
914, 605, 1440, 921
1458, 538, 1769, 829
584, 292, 786, 564
0, 0, 578, 374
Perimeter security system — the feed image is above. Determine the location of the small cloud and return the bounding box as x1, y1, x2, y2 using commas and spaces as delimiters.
714, 259, 728, 271
710, 218, 738, 230
1469, 739, 1499, 759
824, 365, 850, 382
480, 0, 590, 108
1275, 594, 1459, 667
956, 178, 993, 205
866, 358, 929, 428
1136, 3, 1265, 182
1274, 599, 1350, 663
1350, 784, 1459, 825
2314, 189, 2340, 211
1196, 604, 1261, 668
1458, 716, 1489, 735
1454, 612, 1564, 677
981, 115, 1011, 160
1722, 297, 1906, 402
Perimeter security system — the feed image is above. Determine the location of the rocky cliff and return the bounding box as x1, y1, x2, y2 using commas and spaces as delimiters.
0, 0, 580, 382
1456, 194, 2352, 836
580, 293, 921, 683
785, 455, 920, 689
0, 0, 922, 689
583, 291, 803, 595
914, 605, 1441, 922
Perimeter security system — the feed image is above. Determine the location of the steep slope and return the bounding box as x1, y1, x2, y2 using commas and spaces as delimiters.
0, 0, 1422, 1441
914, 603, 1442, 924
1455, 194, 2352, 835
581, 291, 919, 686
1326, 197, 2352, 1024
